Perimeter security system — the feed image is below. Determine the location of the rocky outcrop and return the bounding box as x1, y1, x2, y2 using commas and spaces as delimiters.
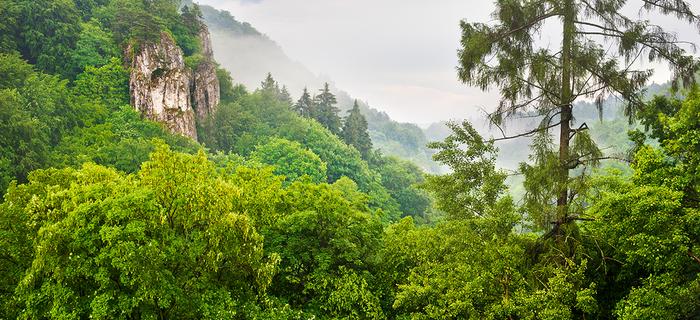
127, 32, 197, 139
191, 24, 220, 121
127, 23, 221, 139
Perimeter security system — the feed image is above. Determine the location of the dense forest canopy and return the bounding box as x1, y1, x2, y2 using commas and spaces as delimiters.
1, 0, 700, 319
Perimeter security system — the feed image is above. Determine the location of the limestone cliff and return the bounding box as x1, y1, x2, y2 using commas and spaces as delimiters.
127, 32, 197, 139
127, 25, 221, 139
191, 24, 220, 121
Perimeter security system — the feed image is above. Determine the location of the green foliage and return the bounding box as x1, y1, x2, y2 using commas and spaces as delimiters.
217, 67, 245, 103
342, 100, 373, 159
9, 0, 81, 77
0, 53, 74, 192
265, 181, 385, 318
313, 83, 342, 136
72, 57, 130, 113
50, 106, 200, 174
99, 0, 176, 45
0, 146, 278, 318
293, 87, 314, 117
250, 137, 328, 184
371, 155, 431, 220
457, 0, 700, 246
198, 90, 403, 220
9, 2, 700, 318
173, 4, 204, 56
69, 19, 119, 76
424, 121, 509, 220
184, 53, 205, 69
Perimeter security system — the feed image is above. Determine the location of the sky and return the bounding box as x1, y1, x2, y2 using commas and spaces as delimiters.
197, 0, 700, 124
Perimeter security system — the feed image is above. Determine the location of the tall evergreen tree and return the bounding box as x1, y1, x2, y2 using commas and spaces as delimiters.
279, 85, 292, 105
294, 87, 314, 117
458, 0, 700, 238
259, 72, 278, 93
342, 100, 373, 158
313, 82, 342, 135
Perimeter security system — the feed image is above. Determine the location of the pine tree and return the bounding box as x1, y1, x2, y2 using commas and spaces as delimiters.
259, 72, 278, 93
342, 100, 373, 158
181, 4, 204, 33
294, 87, 314, 117
458, 0, 700, 237
313, 83, 342, 135
279, 85, 292, 105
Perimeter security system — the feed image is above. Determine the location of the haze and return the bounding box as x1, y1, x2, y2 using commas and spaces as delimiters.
197, 0, 700, 124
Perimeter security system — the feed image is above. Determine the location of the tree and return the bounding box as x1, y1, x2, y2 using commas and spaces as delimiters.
68, 19, 119, 76
264, 181, 385, 318
250, 137, 328, 184
99, 0, 168, 44
260, 72, 278, 93
11, 0, 81, 77
313, 83, 342, 135
0, 53, 75, 193
279, 85, 292, 105
424, 121, 510, 220
72, 57, 129, 113
372, 156, 431, 220
458, 0, 700, 236
582, 90, 700, 317
293, 87, 314, 117
1, 146, 278, 319
342, 100, 373, 159
216, 67, 246, 103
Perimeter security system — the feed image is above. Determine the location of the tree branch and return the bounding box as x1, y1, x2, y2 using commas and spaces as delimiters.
491, 119, 564, 142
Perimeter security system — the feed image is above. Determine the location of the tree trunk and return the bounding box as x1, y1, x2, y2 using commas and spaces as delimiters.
557, 0, 575, 232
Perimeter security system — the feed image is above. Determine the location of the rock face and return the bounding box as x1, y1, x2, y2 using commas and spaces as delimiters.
128, 32, 197, 139
127, 25, 221, 139
191, 25, 220, 121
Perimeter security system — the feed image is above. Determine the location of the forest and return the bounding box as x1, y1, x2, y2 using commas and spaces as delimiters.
0, 0, 699, 319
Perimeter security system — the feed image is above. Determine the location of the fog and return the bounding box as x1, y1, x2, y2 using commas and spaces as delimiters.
198, 0, 700, 125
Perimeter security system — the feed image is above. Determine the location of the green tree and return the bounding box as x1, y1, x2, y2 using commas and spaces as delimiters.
279, 85, 293, 105
99, 0, 168, 44
11, 0, 81, 77
313, 83, 342, 135
68, 18, 119, 76
458, 0, 700, 236
250, 137, 328, 184
583, 89, 700, 317
424, 121, 510, 220
342, 100, 373, 159
1, 146, 278, 319
72, 57, 129, 115
0, 53, 75, 193
260, 72, 279, 93
216, 67, 246, 103
293, 87, 314, 117
50, 106, 199, 174
372, 156, 431, 220
264, 181, 385, 318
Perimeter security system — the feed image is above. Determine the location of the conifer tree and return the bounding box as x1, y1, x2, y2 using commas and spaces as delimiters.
458, 0, 700, 237
342, 100, 373, 158
181, 4, 204, 33
259, 72, 278, 93
279, 85, 292, 105
313, 82, 342, 135
294, 87, 314, 117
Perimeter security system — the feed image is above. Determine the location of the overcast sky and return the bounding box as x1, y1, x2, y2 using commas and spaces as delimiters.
197, 0, 700, 124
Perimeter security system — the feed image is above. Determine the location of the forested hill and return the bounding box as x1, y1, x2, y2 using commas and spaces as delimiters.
194, 3, 441, 172
2, 0, 700, 319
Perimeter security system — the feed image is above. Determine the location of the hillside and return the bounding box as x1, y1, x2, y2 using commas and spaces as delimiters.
196, 3, 442, 172
2, 0, 700, 319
